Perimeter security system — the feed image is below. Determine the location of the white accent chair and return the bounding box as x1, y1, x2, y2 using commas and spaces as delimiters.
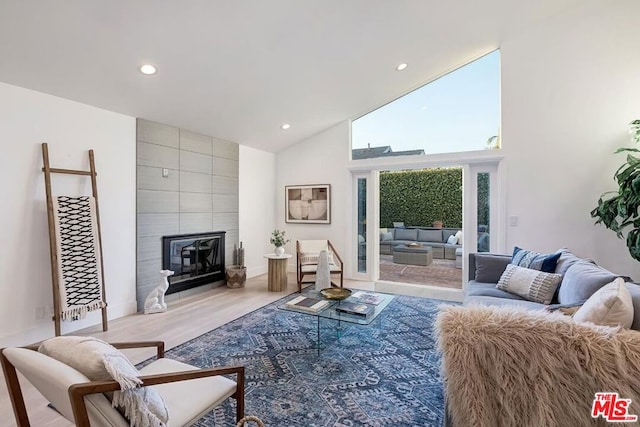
296, 240, 343, 292
0, 341, 244, 427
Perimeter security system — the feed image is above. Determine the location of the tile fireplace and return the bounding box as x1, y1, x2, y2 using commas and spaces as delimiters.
162, 231, 226, 294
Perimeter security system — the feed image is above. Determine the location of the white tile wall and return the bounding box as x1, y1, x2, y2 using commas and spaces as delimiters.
136, 119, 239, 311
180, 171, 212, 193
212, 194, 239, 213
213, 156, 239, 177
137, 120, 179, 148
138, 165, 179, 191
213, 137, 239, 160
180, 150, 213, 174
180, 129, 213, 155
180, 192, 213, 213
137, 141, 179, 169
179, 212, 214, 234
137, 213, 180, 237
212, 176, 239, 195
137, 190, 179, 213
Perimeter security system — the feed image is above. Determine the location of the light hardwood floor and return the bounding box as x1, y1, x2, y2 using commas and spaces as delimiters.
1, 273, 371, 427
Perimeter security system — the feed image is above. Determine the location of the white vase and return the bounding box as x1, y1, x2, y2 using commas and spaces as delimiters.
275, 246, 285, 256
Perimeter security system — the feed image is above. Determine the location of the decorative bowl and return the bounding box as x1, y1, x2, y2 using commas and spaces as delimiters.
320, 288, 352, 300
405, 242, 422, 248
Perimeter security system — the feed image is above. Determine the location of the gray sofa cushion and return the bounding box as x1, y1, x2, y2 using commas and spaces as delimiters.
418, 229, 442, 242
466, 281, 527, 300
464, 295, 545, 310
474, 254, 511, 283
557, 261, 619, 305
426, 242, 446, 248
443, 229, 458, 243
380, 231, 393, 241
554, 249, 590, 276
395, 228, 418, 241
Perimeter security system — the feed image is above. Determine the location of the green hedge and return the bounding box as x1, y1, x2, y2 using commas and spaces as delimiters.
380, 168, 463, 228
477, 172, 490, 228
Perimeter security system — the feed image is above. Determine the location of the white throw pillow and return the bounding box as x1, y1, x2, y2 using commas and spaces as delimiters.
496, 264, 562, 305
39, 336, 169, 427
446, 235, 458, 245
454, 230, 463, 246
573, 278, 634, 328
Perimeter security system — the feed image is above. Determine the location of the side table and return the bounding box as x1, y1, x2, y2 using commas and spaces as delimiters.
264, 253, 292, 292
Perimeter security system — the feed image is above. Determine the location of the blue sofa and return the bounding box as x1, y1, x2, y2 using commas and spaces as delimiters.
465, 251, 640, 330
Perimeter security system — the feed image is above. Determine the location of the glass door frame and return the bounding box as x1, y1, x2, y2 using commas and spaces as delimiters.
351, 171, 379, 282
463, 162, 506, 286
350, 159, 504, 287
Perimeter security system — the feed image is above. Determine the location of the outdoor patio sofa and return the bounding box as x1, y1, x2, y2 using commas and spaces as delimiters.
379, 227, 461, 259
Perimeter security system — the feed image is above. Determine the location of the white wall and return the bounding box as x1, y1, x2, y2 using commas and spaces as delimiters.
0, 82, 136, 346
275, 0, 640, 281
239, 145, 277, 277
275, 122, 352, 263
501, 0, 640, 278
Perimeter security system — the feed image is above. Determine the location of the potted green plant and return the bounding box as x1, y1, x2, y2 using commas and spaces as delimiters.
591, 119, 640, 260
270, 229, 290, 256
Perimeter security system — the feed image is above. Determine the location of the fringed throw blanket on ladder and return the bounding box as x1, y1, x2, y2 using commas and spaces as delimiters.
53, 196, 105, 321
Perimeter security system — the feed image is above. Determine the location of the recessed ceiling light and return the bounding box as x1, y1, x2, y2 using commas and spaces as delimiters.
396, 63, 408, 71
281, 123, 291, 130
139, 64, 157, 75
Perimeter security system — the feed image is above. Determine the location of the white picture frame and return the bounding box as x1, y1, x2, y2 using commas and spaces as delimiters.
285, 184, 331, 224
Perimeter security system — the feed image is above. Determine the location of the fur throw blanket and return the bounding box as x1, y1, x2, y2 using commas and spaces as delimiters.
436, 305, 640, 427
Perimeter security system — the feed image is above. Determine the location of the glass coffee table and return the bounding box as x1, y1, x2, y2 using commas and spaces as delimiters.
278, 289, 395, 350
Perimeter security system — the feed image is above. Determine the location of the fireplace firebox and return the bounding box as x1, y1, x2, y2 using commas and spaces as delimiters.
162, 231, 226, 294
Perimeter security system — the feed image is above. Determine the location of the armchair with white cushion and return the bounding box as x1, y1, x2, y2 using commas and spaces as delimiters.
296, 240, 343, 292
1, 339, 245, 427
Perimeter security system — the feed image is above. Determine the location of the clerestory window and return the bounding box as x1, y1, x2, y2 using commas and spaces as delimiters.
352, 50, 500, 159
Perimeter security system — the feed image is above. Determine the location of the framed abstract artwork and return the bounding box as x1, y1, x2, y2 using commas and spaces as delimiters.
285, 184, 331, 224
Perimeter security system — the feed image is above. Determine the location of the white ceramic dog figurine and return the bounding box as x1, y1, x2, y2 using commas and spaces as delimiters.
144, 270, 174, 314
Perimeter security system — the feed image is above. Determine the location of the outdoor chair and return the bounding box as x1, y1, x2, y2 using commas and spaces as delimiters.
1, 340, 245, 426
296, 240, 343, 292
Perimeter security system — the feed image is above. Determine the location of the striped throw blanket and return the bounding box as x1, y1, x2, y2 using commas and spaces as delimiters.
53, 196, 105, 321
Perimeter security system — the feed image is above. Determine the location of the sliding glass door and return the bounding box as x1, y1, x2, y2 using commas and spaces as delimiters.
357, 177, 367, 273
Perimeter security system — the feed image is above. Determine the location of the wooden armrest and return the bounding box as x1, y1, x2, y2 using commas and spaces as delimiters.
110, 341, 165, 358
328, 241, 343, 266
68, 365, 245, 427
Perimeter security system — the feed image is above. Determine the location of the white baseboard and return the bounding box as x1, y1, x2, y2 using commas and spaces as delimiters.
0, 299, 138, 347
247, 266, 267, 278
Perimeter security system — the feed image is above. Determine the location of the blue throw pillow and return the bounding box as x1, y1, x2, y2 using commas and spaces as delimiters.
511, 246, 561, 273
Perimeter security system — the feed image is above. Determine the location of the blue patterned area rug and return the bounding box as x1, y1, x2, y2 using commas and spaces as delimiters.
164, 292, 451, 426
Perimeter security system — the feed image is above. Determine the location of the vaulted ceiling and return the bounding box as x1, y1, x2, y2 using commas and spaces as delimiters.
0, 1, 589, 152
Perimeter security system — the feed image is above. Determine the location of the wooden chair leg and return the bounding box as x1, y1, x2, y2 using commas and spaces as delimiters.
1, 350, 31, 426
235, 368, 245, 422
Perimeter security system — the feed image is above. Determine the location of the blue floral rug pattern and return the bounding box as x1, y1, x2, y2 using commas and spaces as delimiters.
162, 293, 450, 426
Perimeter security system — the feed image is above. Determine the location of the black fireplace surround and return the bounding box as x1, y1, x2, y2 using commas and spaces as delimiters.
162, 231, 226, 294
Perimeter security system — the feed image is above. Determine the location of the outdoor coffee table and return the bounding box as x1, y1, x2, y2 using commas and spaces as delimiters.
393, 244, 433, 266
278, 289, 395, 351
